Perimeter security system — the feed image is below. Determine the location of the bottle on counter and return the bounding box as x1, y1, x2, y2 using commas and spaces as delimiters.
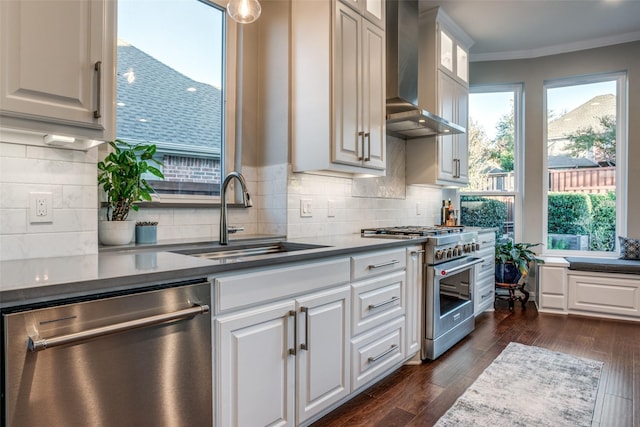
440, 200, 447, 225
446, 200, 455, 226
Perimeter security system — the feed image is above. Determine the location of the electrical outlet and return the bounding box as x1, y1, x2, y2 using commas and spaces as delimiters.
29, 192, 53, 223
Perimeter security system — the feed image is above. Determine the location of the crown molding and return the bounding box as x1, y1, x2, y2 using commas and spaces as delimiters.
470, 30, 640, 62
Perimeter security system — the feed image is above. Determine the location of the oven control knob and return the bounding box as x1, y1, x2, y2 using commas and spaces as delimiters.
436, 250, 443, 260
475, 243, 480, 251
455, 245, 462, 256
465, 244, 472, 253
447, 248, 453, 258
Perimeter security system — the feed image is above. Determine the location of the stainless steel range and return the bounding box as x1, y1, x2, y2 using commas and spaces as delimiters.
361, 225, 482, 360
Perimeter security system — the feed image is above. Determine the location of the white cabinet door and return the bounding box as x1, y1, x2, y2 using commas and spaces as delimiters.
0, 0, 115, 141
217, 301, 296, 427
333, 3, 362, 167
333, 3, 385, 171
361, 19, 386, 170
338, 0, 384, 29
296, 286, 351, 424
406, 246, 423, 357
436, 72, 468, 184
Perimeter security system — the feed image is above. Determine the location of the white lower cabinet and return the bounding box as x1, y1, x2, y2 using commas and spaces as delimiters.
406, 246, 424, 357
217, 300, 296, 427
215, 246, 421, 426
295, 287, 351, 424
474, 231, 496, 315
351, 316, 405, 391
215, 262, 351, 427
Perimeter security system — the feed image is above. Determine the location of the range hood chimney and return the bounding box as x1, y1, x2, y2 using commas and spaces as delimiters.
385, 0, 465, 139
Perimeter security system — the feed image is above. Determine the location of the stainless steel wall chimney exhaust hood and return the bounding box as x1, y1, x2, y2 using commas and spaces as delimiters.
385, 0, 465, 139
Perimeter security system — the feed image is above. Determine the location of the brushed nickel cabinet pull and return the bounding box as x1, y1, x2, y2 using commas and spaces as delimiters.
364, 132, 371, 161
368, 344, 399, 362
358, 131, 365, 160
369, 260, 400, 269
93, 61, 102, 119
300, 306, 310, 351
410, 249, 426, 255
288, 310, 297, 355
368, 296, 400, 310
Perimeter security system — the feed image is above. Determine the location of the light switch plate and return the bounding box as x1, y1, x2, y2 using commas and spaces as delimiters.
300, 199, 312, 217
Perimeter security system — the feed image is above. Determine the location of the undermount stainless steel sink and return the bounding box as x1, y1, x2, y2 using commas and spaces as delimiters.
171, 241, 329, 261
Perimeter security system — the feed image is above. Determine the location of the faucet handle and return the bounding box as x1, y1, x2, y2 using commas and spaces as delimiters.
228, 226, 245, 234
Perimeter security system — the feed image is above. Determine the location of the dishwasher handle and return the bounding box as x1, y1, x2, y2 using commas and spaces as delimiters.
28, 304, 210, 352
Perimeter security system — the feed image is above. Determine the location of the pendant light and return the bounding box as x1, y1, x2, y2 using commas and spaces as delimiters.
227, 0, 261, 24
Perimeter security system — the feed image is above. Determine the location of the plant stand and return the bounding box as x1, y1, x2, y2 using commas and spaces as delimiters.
495, 282, 529, 310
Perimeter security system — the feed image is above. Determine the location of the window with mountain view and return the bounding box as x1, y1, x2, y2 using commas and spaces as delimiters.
461, 85, 523, 242
117, 0, 226, 198
544, 73, 626, 254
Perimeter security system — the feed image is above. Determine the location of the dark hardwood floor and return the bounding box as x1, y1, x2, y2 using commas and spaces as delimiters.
311, 302, 640, 427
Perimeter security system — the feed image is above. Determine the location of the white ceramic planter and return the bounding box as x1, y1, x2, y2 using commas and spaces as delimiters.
98, 220, 135, 246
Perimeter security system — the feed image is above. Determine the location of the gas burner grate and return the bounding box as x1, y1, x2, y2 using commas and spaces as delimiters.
361, 225, 465, 237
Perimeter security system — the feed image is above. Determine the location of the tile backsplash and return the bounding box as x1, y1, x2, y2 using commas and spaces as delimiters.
1, 140, 442, 261
0, 141, 98, 260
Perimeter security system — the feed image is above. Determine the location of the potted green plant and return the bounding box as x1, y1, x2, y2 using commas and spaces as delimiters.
97, 140, 164, 245
495, 240, 544, 284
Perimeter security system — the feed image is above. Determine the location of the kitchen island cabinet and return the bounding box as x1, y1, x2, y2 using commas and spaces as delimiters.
0, 0, 116, 145
291, 0, 386, 176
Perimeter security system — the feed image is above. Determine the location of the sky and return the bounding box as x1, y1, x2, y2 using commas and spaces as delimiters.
117, 0, 224, 88
470, 80, 616, 140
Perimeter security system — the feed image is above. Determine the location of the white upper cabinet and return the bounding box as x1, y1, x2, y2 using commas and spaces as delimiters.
406, 6, 473, 186
338, 0, 385, 30
438, 27, 469, 85
0, 0, 116, 144
291, 0, 386, 176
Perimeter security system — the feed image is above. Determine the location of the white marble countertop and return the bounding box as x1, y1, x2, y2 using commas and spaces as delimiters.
0, 233, 426, 308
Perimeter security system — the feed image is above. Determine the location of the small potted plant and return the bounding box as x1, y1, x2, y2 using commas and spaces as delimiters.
97, 140, 164, 245
495, 240, 544, 284
135, 221, 159, 244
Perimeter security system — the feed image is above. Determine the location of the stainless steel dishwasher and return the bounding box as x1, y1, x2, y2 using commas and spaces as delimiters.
2, 280, 212, 427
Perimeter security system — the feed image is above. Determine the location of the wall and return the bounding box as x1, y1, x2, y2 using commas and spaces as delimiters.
470, 41, 640, 245
0, 140, 98, 260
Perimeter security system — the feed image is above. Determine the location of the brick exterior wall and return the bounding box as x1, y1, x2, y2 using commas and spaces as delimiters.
162, 155, 221, 184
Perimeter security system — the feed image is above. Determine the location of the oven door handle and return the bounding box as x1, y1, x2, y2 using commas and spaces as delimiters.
434, 257, 483, 276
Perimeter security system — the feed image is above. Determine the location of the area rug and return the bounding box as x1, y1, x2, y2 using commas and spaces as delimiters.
435, 342, 603, 426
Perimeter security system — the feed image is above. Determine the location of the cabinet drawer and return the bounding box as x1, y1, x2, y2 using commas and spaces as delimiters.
215, 258, 350, 313
351, 249, 406, 280
476, 245, 494, 260
476, 258, 495, 278
352, 271, 405, 336
351, 317, 405, 391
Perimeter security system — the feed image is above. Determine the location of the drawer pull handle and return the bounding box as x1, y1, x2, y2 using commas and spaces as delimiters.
410, 249, 426, 255
93, 61, 102, 119
300, 306, 310, 351
288, 310, 296, 356
369, 260, 400, 269
369, 296, 400, 310
357, 131, 365, 160
368, 344, 399, 363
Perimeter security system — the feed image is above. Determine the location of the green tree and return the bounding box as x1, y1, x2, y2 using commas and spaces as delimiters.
491, 110, 514, 172
565, 115, 616, 165
467, 118, 496, 191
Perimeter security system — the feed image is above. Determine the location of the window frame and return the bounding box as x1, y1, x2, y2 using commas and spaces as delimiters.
463, 83, 524, 242
542, 71, 628, 257
117, 0, 240, 207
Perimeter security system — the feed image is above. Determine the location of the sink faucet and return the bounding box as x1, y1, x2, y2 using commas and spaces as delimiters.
219, 171, 253, 245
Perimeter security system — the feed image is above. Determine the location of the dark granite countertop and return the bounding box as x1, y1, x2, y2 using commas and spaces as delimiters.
0, 234, 426, 308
